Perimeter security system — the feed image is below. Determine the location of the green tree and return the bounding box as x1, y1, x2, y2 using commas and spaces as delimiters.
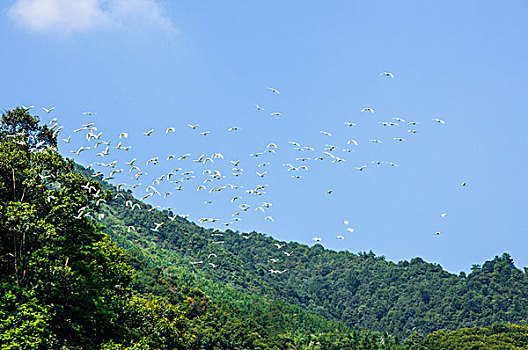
423, 323, 528, 349
0, 108, 193, 349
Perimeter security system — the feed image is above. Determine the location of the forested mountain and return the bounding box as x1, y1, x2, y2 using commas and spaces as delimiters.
95, 173, 528, 340
2, 107, 528, 349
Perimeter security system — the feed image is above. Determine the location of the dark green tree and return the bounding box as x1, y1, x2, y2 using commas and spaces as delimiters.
0, 108, 192, 349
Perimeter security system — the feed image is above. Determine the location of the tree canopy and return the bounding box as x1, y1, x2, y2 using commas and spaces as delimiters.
0, 108, 193, 348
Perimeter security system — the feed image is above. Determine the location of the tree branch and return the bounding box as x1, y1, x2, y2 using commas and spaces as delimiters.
12, 168, 16, 201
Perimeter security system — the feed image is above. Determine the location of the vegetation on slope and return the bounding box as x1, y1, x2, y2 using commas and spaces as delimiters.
423, 323, 528, 350
0, 108, 192, 348
97, 171, 528, 340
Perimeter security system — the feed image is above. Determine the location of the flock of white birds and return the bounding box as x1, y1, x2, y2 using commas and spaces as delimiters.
22, 72, 465, 274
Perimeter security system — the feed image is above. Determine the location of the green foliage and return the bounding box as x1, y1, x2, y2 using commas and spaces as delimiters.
99, 179, 528, 340
117, 234, 338, 349
97, 186, 352, 345
0, 288, 57, 349
294, 330, 403, 350
117, 295, 195, 349
0, 108, 194, 349
0, 108, 130, 347
423, 323, 528, 349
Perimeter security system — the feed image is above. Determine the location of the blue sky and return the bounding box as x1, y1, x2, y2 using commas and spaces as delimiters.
1, 1, 526, 273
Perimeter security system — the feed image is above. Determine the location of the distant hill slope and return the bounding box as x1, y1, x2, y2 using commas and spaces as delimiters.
80, 165, 528, 339
423, 323, 528, 349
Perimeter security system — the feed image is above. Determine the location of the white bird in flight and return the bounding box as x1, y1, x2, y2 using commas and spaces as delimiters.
72, 146, 90, 155
361, 107, 374, 113
151, 222, 164, 232
380, 72, 394, 78
267, 87, 280, 94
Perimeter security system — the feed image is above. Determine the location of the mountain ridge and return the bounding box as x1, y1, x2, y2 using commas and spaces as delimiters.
79, 163, 528, 339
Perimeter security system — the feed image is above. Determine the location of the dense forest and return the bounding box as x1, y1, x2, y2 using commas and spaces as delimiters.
1, 107, 528, 349
97, 170, 528, 339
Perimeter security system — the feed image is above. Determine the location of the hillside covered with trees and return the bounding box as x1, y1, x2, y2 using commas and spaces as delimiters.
1, 107, 527, 349
97, 172, 528, 339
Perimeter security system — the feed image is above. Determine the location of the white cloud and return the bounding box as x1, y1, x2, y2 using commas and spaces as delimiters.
7, 0, 176, 35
